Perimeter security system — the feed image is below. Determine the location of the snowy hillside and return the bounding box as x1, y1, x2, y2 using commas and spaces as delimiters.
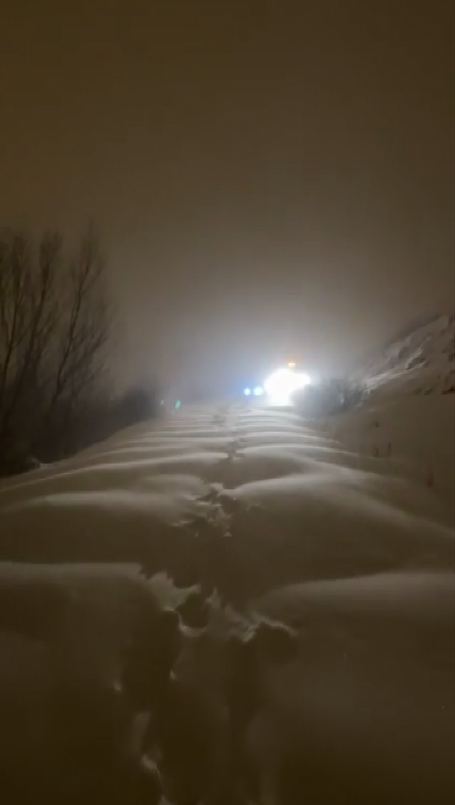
358, 312, 455, 397
320, 314, 455, 505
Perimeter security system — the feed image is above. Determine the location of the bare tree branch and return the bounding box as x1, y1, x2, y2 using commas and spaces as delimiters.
0, 227, 113, 468
0, 232, 31, 407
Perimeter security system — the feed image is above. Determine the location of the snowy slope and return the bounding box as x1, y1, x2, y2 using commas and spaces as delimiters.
0, 403, 454, 803
358, 312, 455, 397
320, 314, 455, 506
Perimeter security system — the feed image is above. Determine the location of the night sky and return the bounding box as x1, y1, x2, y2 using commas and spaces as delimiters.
1, 1, 454, 397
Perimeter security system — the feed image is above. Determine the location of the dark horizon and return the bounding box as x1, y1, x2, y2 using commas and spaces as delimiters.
1, 0, 453, 398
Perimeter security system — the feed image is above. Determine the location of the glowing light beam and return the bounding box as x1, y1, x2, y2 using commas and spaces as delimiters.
264, 368, 311, 406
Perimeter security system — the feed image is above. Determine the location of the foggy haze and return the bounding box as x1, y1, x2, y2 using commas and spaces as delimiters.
1, 0, 453, 398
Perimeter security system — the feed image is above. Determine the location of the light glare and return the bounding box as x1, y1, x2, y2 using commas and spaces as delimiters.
264, 368, 311, 405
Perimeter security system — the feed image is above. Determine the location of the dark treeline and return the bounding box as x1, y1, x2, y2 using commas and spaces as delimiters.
0, 228, 159, 476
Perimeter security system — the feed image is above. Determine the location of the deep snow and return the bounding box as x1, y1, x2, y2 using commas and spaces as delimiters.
0, 401, 453, 803
320, 313, 455, 512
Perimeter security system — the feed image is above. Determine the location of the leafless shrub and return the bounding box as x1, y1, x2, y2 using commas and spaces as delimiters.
0, 227, 112, 471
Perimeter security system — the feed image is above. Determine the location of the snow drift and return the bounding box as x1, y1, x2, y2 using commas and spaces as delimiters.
0, 402, 453, 803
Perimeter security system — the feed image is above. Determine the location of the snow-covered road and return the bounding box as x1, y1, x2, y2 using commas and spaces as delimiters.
0, 403, 454, 803
1, 403, 452, 592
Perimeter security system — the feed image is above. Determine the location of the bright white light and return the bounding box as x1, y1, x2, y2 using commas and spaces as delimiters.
264, 368, 311, 406
244, 387, 251, 396
253, 385, 264, 396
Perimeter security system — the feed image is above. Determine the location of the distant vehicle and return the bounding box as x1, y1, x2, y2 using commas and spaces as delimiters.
243, 386, 264, 398
264, 366, 311, 406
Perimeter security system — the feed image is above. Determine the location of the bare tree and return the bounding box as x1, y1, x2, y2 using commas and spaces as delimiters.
0, 227, 112, 471
40, 228, 112, 453
0, 232, 59, 446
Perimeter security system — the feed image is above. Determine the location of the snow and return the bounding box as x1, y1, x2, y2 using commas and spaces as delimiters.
248, 570, 455, 799
318, 313, 455, 513
357, 312, 454, 395
1, 403, 452, 571
322, 395, 455, 503
0, 397, 454, 802
0, 397, 453, 611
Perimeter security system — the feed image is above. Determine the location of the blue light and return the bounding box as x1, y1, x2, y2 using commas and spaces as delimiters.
253, 386, 264, 396
244, 387, 251, 396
